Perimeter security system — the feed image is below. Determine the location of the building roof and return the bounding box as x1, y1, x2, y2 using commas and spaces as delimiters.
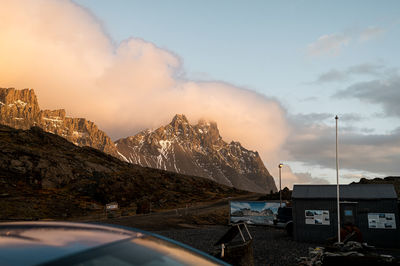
292, 184, 397, 199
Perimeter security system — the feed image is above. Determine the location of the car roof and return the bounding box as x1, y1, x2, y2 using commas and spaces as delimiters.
0, 222, 227, 266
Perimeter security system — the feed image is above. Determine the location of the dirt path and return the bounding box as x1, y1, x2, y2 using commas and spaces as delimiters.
93, 193, 261, 231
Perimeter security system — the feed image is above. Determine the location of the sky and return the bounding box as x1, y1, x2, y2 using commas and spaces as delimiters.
1, 0, 399, 188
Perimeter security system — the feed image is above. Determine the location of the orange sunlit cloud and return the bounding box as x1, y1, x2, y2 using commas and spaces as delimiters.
0, 0, 301, 186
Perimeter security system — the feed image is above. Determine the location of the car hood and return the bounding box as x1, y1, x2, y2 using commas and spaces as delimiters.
0, 222, 137, 265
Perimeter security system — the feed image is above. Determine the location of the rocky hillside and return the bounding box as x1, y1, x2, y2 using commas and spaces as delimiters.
0, 124, 248, 220
353, 176, 400, 199
0, 88, 119, 157
116, 114, 277, 193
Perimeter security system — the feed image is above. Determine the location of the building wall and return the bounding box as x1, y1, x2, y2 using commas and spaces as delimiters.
356, 199, 400, 247
293, 198, 400, 247
293, 199, 336, 243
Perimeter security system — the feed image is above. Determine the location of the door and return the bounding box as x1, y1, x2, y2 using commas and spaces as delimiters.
340, 202, 357, 225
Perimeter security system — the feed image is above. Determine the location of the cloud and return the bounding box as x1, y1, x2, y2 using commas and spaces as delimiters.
359, 128, 375, 134
341, 173, 372, 180
312, 63, 384, 84
270, 164, 330, 188
285, 116, 400, 176
316, 70, 349, 83
334, 74, 400, 117
307, 26, 385, 57
307, 33, 350, 56
292, 172, 330, 184
359, 26, 385, 42
347, 63, 384, 75
290, 113, 364, 125
340, 113, 365, 123
0, 0, 289, 172
291, 113, 332, 124
300, 96, 318, 102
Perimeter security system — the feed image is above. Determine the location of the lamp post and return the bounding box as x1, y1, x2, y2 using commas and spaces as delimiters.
278, 163, 283, 207
335, 115, 341, 243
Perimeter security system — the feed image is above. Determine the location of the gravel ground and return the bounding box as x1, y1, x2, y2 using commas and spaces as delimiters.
154, 225, 314, 266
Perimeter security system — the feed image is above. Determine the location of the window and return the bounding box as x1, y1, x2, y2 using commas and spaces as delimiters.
344, 210, 353, 216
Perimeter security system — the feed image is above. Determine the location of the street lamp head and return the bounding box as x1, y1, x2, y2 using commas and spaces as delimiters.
278, 163, 283, 168
335, 115, 338, 120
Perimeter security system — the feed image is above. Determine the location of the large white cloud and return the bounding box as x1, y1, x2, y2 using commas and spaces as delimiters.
0, 0, 289, 179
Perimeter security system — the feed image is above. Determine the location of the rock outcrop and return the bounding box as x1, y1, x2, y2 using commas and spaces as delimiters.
0, 88, 119, 157
116, 114, 277, 193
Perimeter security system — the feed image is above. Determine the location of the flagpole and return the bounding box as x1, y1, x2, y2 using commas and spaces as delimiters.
335, 115, 341, 243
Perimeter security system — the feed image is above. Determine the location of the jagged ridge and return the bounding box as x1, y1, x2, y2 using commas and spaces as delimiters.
116, 114, 277, 193
0, 88, 119, 157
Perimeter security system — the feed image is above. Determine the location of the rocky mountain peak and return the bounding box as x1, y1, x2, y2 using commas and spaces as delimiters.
116, 114, 277, 193
0, 88, 39, 108
170, 114, 189, 133
0, 87, 40, 114
195, 119, 222, 144
41, 109, 66, 119
170, 114, 189, 126
0, 88, 120, 158
197, 119, 218, 132
194, 120, 221, 146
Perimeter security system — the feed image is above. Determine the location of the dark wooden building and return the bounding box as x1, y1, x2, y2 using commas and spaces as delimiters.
292, 184, 400, 247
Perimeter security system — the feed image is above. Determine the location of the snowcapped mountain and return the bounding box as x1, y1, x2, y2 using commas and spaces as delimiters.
116, 114, 277, 193
0, 88, 119, 157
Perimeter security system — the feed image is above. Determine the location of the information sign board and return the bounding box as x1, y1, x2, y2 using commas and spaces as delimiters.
368, 213, 396, 229
305, 210, 330, 225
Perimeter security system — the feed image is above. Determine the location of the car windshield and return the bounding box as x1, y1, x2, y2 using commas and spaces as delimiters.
41, 235, 222, 266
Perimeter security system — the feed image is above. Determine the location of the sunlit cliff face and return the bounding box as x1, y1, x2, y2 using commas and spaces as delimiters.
0, 0, 292, 184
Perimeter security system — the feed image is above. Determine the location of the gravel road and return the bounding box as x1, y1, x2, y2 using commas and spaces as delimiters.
100, 195, 314, 265
154, 225, 313, 266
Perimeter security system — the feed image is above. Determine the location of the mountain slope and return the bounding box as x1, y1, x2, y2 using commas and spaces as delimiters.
0, 88, 119, 157
0, 124, 248, 220
116, 114, 277, 193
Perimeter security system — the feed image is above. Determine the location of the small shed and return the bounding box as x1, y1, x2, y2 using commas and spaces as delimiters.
292, 184, 400, 247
